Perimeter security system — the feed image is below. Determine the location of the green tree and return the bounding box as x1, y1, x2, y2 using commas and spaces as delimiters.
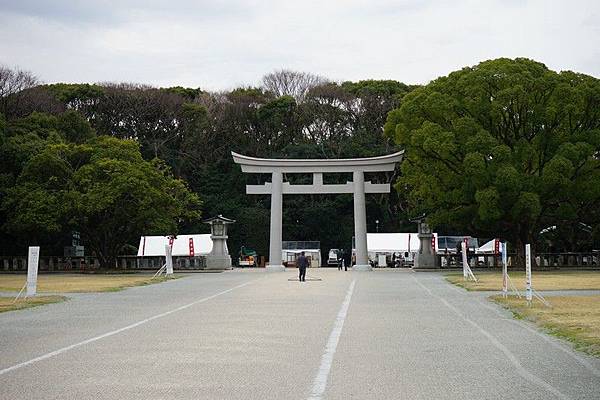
45, 83, 105, 111
57, 110, 96, 144
384, 58, 600, 263
2, 137, 201, 267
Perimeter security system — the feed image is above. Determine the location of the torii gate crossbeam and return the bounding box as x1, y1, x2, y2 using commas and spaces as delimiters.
232, 151, 404, 271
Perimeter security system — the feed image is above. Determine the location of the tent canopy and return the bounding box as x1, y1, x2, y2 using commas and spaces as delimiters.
476, 239, 500, 254
365, 233, 433, 253
137, 234, 213, 257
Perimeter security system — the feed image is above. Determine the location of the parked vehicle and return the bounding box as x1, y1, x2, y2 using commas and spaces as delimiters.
327, 249, 341, 266
239, 246, 257, 267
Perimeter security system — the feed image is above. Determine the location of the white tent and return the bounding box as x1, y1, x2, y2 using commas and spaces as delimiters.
476, 239, 500, 255
365, 232, 438, 253
137, 234, 213, 257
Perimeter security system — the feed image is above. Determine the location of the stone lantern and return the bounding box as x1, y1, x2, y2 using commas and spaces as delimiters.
203, 215, 235, 270
412, 216, 438, 269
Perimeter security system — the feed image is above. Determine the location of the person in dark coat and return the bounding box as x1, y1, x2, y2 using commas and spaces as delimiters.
297, 251, 308, 282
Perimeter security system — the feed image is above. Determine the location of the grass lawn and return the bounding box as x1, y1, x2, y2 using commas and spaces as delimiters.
446, 271, 600, 291
0, 274, 179, 293
493, 295, 600, 357
0, 295, 67, 313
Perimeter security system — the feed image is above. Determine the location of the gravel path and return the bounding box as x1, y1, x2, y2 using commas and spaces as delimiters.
1, 269, 598, 399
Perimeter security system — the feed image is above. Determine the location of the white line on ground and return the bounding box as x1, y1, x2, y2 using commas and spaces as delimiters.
412, 275, 571, 400
0, 279, 258, 377
308, 279, 356, 400
444, 276, 600, 377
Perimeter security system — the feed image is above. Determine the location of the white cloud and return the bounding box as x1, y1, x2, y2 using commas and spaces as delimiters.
0, 0, 598, 90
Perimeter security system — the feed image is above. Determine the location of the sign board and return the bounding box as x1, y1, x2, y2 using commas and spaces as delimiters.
461, 241, 469, 278
165, 245, 173, 275
525, 243, 532, 302
27, 246, 40, 296
501, 242, 508, 296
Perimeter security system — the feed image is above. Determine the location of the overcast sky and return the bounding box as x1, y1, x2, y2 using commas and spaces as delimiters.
0, 0, 598, 90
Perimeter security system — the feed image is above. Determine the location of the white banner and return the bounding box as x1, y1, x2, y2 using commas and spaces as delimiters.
501, 242, 508, 296
26, 246, 40, 297
525, 243, 532, 302
165, 244, 173, 275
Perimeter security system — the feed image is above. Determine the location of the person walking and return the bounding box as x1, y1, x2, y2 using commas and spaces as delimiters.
344, 250, 350, 271
297, 251, 308, 282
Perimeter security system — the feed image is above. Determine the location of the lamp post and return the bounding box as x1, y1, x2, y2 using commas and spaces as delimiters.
203, 215, 235, 270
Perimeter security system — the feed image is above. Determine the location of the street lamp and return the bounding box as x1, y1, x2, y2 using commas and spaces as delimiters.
375, 219, 379, 233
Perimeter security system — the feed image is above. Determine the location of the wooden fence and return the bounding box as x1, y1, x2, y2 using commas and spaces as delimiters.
438, 252, 600, 269
0, 255, 207, 272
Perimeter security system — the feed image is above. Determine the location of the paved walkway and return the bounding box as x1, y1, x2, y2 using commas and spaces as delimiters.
0, 269, 598, 399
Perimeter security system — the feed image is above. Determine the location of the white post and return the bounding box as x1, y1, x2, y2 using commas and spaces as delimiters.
502, 242, 508, 297
461, 241, 469, 279
26, 246, 40, 297
352, 170, 370, 271
268, 171, 285, 271
525, 243, 532, 303
165, 245, 173, 276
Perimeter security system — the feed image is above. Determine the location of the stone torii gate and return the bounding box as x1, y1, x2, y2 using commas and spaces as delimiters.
232, 151, 404, 271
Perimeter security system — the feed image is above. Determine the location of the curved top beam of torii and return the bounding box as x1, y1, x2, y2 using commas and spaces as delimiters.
231, 150, 404, 173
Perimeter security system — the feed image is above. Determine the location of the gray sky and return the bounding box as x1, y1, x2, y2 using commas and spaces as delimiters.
0, 0, 598, 90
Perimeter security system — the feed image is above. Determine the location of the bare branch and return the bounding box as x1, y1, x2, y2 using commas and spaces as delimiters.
261, 69, 329, 102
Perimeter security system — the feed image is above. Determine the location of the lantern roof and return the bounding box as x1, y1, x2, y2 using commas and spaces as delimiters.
203, 214, 236, 224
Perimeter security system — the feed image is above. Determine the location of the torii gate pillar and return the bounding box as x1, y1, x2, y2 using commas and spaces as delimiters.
352, 170, 370, 270
269, 171, 284, 271
232, 151, 404, 271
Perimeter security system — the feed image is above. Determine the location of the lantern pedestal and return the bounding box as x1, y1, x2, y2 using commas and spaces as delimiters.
205, 254, 232, 270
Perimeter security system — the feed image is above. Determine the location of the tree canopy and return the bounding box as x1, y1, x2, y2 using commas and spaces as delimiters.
3, 59, 599, 265
384, 58, 600, 258
2, 136, 200, 267
0, 65, 410, 262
